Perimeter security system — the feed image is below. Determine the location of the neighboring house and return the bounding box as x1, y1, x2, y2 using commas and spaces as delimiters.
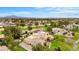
0, 22, 5, 27
20, 30, 53, 51
65, 31, 74, 38
0, 46, 10, 51
64, 23, 79, 30
52, 28, 74, 38
64, 24, 74, 30
0, 22, 16, 28
52, 28, 67, 35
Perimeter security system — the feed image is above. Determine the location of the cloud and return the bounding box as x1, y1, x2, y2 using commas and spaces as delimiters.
49, 7, 79, 14
34, 7, 46, 9
34, 7, 54, 11
0, 13, 12, 17
12, 11, 32, 15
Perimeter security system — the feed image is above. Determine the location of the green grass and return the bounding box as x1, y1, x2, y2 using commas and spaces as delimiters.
0, 28, 4, 35
13, 45, 27, 51
0, 28, 4, 30
73, 32, 79, 41
50, 35, 73, 51
32, 26, 44, 29
76, 43, 79, 51
10, 45, 27, 51
18, 26, 28, 30
19, 25, 44, 31
0, 31, 4, 35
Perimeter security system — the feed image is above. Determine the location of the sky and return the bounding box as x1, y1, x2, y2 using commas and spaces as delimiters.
0, 7, 79, 18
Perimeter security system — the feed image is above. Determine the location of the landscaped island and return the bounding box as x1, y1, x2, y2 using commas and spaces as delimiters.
0, 18, 79, 51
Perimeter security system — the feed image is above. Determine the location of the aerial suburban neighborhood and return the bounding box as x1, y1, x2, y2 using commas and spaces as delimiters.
0, 7, 79, 51
0, 17, 79, 51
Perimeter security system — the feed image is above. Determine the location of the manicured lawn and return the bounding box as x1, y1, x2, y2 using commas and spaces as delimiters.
10, 45, 27, 51
32, 26, 44, 29
50, 35, 73, 51
76, 43, 79, 50
0, 31, 4, 35
73, 32, 79, 41
51, 40, 73, 51
13, 45, 27, 51
19, 26, 28, 30
19, 25, 44, 31
0, 28, 4, 31
0, 28, 4, 35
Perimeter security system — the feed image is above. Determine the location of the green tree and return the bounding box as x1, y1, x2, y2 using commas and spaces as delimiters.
28, 26, 32, 31
0, 39, 7, 46
45, 26, 52, 32
20, 20, 26, 26
35, 22, 39, 28
50, 22, 57, 28
4, 26, 22, 39
4, 26, 24, 50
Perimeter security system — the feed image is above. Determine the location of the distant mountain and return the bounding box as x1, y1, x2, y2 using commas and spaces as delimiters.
3, 15, 20, 18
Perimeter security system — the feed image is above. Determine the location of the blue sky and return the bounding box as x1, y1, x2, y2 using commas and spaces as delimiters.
0, 7, 79, 18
